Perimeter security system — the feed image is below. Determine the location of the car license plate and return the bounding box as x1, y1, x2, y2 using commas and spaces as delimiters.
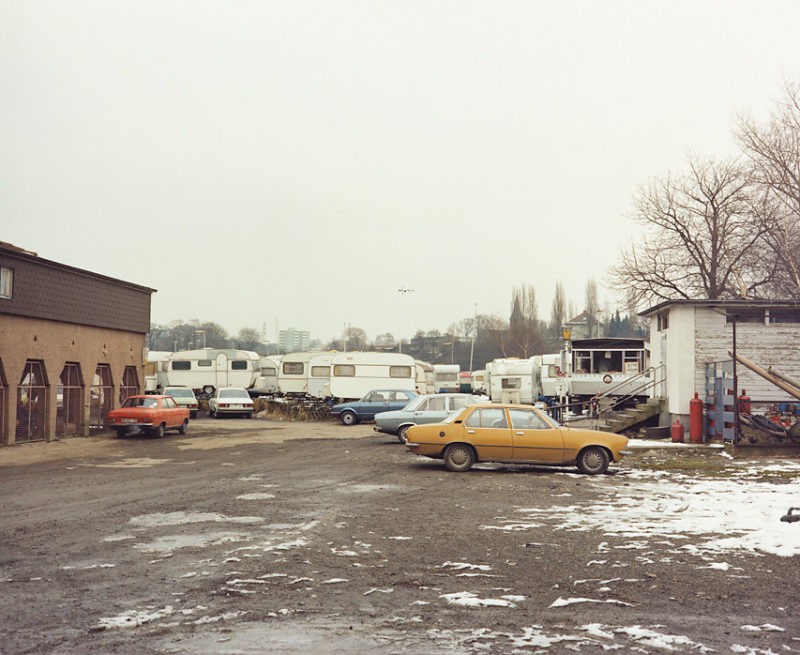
232, 404, 243, 408
122, 418, 136, 424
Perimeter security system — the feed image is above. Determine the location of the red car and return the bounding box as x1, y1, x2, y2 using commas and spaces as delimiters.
107, 395, 190, 438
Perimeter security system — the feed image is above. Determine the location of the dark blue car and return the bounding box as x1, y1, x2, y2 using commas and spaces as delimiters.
331, 389, 418, 425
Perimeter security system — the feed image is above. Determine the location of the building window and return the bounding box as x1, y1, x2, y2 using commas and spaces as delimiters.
0, 267, 12, 299
657, 311, 669, 331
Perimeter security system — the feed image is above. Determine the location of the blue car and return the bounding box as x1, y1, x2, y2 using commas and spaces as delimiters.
331, 389, 418, 425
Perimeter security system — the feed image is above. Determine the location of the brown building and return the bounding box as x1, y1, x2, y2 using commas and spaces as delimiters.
0, 242, 155, 446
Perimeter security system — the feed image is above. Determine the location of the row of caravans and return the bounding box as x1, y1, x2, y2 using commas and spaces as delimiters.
253, 354, 474, 401
146, 349, 482, 402
486, 338, 651, 407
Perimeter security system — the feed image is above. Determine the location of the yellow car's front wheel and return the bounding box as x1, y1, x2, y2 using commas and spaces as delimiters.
443, 443, 476, 472
577, 446, 609, 475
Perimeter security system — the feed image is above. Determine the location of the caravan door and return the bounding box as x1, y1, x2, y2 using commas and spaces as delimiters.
216, 352, 229, 389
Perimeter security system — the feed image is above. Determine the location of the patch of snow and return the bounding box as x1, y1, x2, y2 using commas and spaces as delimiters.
440, 561, 492, 571
439, 591, 520, 608
97, 606, 174, 629
550, 596, 633, 608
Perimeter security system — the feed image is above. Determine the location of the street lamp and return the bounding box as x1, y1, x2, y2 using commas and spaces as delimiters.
561, 326, 572, 374
397, 287, 415, 353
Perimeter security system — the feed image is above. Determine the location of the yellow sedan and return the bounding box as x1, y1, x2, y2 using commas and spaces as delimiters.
405, 403, 629, 475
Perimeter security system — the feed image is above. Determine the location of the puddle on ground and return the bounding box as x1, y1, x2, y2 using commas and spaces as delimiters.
129, 512, 264, 528
134, 532, 252, 555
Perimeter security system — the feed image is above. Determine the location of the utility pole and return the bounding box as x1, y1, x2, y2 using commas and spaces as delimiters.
469, 302, 477, 371
397, 287, 415, 354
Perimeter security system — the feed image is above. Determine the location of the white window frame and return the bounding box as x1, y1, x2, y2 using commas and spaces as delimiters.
0, 266, 12, 299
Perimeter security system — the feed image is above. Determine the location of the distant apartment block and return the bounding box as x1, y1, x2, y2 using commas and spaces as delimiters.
279, 328, 310, 353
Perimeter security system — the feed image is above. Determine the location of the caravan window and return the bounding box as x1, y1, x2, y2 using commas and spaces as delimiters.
171, 361, 191, 371
198, 360, 212, 367
311, 366, 329, 377
389, 366, 412, 378
501, 377, 521, 389
333, 365, 355, 377
283, 362, 304, 375
261, 366, 277, 375
231, 360, 248, 371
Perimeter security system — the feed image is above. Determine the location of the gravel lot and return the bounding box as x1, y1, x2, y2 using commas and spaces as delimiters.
1, 415, 799, 654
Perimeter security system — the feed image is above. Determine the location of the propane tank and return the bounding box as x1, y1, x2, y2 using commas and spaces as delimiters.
738, 389, 751, 415
671, 419, 685, 443
689, 392, 704, 443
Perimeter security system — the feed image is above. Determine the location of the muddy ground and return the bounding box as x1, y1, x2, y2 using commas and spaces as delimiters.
1, 415, 799, 654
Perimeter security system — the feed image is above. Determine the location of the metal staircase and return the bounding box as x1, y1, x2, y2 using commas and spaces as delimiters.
561, 365, 667, 434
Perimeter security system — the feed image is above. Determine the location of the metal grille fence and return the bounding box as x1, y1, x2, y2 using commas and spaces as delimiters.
16, 360, 47, 443
120, 366, 140, 403
57, 362, 84, 438
89, 364, 114, 432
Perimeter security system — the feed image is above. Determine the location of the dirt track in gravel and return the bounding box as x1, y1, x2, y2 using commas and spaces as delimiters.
1, 415, 799, 654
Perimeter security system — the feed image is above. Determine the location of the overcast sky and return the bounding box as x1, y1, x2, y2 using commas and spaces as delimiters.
2, 1, 799, 345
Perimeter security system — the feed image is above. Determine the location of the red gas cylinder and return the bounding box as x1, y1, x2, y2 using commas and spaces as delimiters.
738, 389, 751, 415
689, 392, 704, 443
671, 419, 685, 443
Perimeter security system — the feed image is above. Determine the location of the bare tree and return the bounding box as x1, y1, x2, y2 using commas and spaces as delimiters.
550, 282, 566, 335
584, 278, 600, 337
342, 326, 368, 351
738, 82, 800, 298
611, 156, 773, 304
508, 284, 544, 358
236, 327, 262, 351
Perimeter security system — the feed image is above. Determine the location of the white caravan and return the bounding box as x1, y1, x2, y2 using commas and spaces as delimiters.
144, 351, 172, 392
158, 349, 260, 397
278, 352, 318, 396
470, 369, 487, 395
433, 364, 461, 393
250, 356, 282, 396
487, 357, 537, 404
329, 352, 416, 401
415, 360, 436, 394
307, 352, 334, 399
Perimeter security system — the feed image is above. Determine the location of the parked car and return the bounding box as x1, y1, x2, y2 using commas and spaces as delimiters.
374, 393, 483, 442
162, 385, 199, 418
208, 387, 254, 418
405, 403, 629, 475
331, 389, 418, 426
107, 395, 190, 438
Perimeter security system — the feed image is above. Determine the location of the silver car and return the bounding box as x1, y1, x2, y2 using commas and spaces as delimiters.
373, 393, 483, 442
161, 386, 199, 418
